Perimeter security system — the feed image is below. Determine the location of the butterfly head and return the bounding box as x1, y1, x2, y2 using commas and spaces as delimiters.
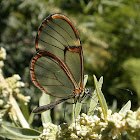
75, 88, 92, 103
84, 88, 92, 95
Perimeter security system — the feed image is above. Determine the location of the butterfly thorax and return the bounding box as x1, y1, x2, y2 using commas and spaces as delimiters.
74, 88, 92, 103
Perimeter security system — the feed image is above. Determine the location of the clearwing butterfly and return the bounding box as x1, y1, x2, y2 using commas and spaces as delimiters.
30, 13, 91, 113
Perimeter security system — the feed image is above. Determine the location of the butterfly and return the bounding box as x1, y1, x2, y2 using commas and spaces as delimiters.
30, 13, 91, 113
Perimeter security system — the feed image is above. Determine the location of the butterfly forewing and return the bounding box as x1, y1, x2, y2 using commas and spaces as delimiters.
31, 13, 84, 98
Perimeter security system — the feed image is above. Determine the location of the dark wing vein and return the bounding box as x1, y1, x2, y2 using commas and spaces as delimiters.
41, 84, 74, 92
39, 38, 64, 51
34, 63, 54, 73
51, 20, 76, 45
42, 29, 65, 47
33, 74, 56, 80
34, 62, 74, 92
47, 23, 69, 46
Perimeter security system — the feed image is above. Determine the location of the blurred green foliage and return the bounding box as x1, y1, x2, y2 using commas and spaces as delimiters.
0, 0, 140, 125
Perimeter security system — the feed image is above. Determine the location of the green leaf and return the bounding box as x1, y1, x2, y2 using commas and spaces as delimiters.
119, 100, 131, 115
72, 102, 82, 123
98, 76, 103, 88
88, 76, 103, 116
39, 92, 52, 124
20, 100, 30, 123
71, 75, 88, 122
0, 132, 32, 140
72, 98, 82, 123
87, 92, 98, 116
2, 125, 41, 139
28, 111, 35, 126
93, 75, 108, 121
84, 75, 88, 88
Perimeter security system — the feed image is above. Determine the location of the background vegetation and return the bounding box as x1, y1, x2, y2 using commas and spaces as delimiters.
1, 0, 140, 127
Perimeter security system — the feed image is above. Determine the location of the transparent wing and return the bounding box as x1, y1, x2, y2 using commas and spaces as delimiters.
35, 13, 84, 90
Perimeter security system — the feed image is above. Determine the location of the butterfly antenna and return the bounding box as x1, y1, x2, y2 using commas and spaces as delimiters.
86, 88, 99, 105
110, 87, 133, 95
118, 88, 133, 95
88, 94, 99, 105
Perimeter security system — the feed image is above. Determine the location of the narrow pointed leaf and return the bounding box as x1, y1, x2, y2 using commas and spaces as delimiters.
0, 132, 32, 140
93, 75, 108, 121
75, 102, 82, 119
88, 76, 103, 115
98, 76, 103, 88
84, 75, 88, 88
39, 92, 52, 124
72, 75, 88, 122
28, 111, 35, 126
2, 125, 41, 139
20, 100, 30, 122
72, 102, 82, 123
119, 100, 131, 115
88, 92, 98, 116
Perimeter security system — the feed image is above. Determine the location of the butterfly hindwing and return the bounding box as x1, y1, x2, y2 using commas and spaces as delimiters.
30, 51, 75, 98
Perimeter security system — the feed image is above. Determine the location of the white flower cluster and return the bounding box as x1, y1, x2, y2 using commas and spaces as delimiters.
41, 107, 140, 139
0, 47, 6, 72
0, 47, 6, 60
74, 113, 102, 139
125, 108, 140, 133
40, 122, 58, 140
0, 74, 25, 97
